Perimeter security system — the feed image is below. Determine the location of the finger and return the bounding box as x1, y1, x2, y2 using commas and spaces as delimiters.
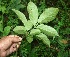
0, 42, 21, 57
6, 43, 20, 56
0, 44, 19, 57
18, 42, 21, 45
0, 36, 12, 51
12, 37, 22, 43
0, 51, 7, 57
0, 35, 22, 51
8, 35, 19, 38
8, 35, 22, 42
10, 43, 20, 52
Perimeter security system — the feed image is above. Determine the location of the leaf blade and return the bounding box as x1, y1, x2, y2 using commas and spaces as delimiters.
37, 24, 59, 36
38, 8, 59, 23
12, 9, 27, 25
3, 26, 11, 36
26, 35, 33, 43
27, 1, 38, 25
36, 33, 50, 47
25, 20, 33, 31
30, 29, 41, 35
13, 26, 26, 34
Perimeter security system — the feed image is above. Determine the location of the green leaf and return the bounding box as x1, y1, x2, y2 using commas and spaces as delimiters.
38, 8, 59, 23
37, 24, 59, 36
30, 29, 41, 35
0, 20, 3, 32
12, 9, 27, 25
1, 6, 6, 13
3, 26, 11, 36
25, 20, 33, 31
26, 35, 33, 43
13, 26, 26, 34
16, 4, 25, 10
14, 0, 21, 4
36, 33, 50, 47
0, 5, 1, 11
27, 1, 38, 25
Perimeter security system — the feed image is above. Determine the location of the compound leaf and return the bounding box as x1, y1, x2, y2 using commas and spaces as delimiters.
13, 26, 26, 34
30, 29, 41, 35
37, 24, 59, 36
27, 1, 38, 25
12, 9, 27, 25
38, 8, 59, 23
36, 33, 50, 47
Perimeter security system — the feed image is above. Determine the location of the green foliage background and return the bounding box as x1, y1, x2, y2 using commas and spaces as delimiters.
0, 0, 70, 57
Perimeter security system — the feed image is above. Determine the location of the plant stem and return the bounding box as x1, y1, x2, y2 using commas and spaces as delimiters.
2, 13, 3, 30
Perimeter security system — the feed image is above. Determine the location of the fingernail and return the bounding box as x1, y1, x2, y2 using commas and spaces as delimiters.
17, 44, 19, 48
14, 35, 19, 37
8, 35, 14, 37
18, 42, 21, 44
19, 37, 22, 41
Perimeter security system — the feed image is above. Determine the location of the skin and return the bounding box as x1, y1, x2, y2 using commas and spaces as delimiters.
0, 35, 22, 57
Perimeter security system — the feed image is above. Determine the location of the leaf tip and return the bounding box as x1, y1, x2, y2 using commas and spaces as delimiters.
12, 9, 15, 11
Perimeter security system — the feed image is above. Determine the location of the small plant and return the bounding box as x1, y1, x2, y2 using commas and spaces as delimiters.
0, 20, 11, 36
12, 1, 59, 47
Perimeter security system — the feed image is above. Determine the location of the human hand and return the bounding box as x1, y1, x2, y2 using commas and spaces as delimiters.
0, 35, 22, 57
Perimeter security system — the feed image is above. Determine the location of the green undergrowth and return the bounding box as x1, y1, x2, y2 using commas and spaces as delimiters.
0, 0, 70, 57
